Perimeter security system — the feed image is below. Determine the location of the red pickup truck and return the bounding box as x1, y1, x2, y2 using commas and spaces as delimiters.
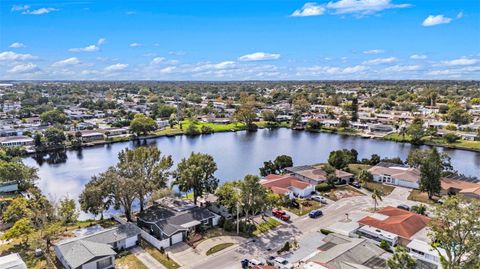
272, 208, 290, 221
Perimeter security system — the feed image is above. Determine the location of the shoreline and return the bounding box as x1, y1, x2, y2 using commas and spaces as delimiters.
23, 124, 480, 157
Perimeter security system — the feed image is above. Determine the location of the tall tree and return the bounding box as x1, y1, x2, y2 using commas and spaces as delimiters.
240, 175, 267, 222
130, 113, 157, 136
387, 246, 417, 269
0, 160, 38, 190
419, 148, 442, 199
173, 152, 218, 205
117, 147, 173, 211
57, 196, 79, 224
234, 93, 257, 131
428, 195, 480, 269
215, 181, 240, 214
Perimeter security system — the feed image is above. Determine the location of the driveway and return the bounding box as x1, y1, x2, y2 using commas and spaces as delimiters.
130, 246, 166, 269
196, 236, 246, 256
386, 186, 414, 204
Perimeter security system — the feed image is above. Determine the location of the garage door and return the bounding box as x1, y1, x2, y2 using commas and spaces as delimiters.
125, 236, 138, 248
171, 232, 183, 245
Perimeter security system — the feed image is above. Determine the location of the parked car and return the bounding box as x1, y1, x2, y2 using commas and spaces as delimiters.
266, 256, 276, 265
272, 208, 290, 221
241, 259, 249, 268
349, 181, 361, 188
274, 257, 293, 269
249, 258, 265, 266
311, 195, 328, 204
397, 204, 410, 211
308, 209, 323, 218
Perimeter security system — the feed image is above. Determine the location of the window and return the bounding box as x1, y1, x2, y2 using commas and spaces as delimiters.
97, 257, 112, 269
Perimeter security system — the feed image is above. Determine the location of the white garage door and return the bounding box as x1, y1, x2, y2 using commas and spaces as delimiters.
171, 232, 183, 245
125, 236, 138, 248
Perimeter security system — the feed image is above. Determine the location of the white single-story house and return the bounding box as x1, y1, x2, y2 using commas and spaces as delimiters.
0, 136, 34, 148
407, 239, 446, 269
261, 174, 315, 199
368, 162, 420, 189
55, 223, 140, 269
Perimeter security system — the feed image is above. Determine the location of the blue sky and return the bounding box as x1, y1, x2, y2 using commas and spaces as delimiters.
1, 0, 479, 80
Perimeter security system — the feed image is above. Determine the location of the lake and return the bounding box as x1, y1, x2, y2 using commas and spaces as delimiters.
23, 128, 480, 212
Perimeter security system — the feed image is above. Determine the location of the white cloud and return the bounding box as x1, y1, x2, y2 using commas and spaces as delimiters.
297, 65, 367, 75
363, 49, 384, 54
192, 61, 236, 72
7, 63, 40, 74
159, 66, 176, 74
238, 52, 280, 61
326, 0, 410, 15
69, 45, 99, 52
456, 11, 463, 19
151, 57, 166, 64
104, 63, 128, 72
427, 66, 480, 76
291, 2, 326, 17
383, 65, 421, 72
22, 7, 59, 15
422, 15, 452, 27
440, 57, 478, 66
362, 57, 397, 65
410, 54, 427, 60
97, 38, 106, 45
52, 57, 81, 67
0, 51, 37, 61
11, 5, 30, 11
9, 42, 26, 48
129, 43, 142, 47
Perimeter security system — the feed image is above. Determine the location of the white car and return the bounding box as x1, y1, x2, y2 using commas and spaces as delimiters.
274, 257, 293, 269
311, 195, 328, 204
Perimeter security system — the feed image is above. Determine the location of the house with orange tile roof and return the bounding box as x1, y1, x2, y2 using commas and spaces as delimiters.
357, 206, 430, 247
368, 162, 420, 189
260, 174, 315, 199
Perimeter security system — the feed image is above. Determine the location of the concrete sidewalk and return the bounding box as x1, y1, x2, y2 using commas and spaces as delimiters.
131, 246, 167, 269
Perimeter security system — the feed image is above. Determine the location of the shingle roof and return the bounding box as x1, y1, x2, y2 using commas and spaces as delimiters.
368, 166, 420, 183
358, 206, 430, 239
261, 174, 312, 193
56, 240, 116, 268
83, 223, 140, 245
137, 206, 215, 236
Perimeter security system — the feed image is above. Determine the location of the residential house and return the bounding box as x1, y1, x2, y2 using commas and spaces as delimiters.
285, 165, 354, 185
357, 206, 430, 246
0, 181, 19, 194
0, 136, 34, 148
137, 197, 219, 247
260, 174, 315, 198
407, 239, 446, 269
75, 130, 105, 142
441, 176, 480, 199
368, 162, 420, 189
0, 253, 27, 269
55, 223, 140, 269
308, 233, 389, 269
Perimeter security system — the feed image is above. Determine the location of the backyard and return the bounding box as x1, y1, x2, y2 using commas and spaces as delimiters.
321, 185, 365, 201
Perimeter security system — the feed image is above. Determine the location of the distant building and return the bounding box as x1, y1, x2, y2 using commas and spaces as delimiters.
285, 165, 354, 185
0, 136, 34, 148
0, 181, 19, 194
0, 253, 27, 269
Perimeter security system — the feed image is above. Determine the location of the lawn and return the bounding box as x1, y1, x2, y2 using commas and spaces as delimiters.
347, 163, 372, 176
0, 239, 48, 269
363, 181, 395, 196
181, 119, 247, 133
428, 138, 480, 151
384, 133, 413, 142
116, 251, 149, 269
140, 240, 180, 269
283, 200, 323, 216
206, 243, 235, 256
252, 217, 281, 236
407, 189, 441, 204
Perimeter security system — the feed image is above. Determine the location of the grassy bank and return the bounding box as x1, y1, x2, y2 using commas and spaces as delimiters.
206, 243, 235, 256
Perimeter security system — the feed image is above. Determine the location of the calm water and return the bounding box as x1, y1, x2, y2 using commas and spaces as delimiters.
23, 128, 480, 207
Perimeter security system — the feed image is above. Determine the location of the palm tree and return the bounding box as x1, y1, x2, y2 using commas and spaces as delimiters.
371, 189, 383, 212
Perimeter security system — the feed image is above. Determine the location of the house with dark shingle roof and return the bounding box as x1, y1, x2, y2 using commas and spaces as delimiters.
137, 198, 219, 247
55, 223, 140, 269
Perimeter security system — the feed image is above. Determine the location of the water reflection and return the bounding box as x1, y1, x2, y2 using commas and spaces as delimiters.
23, 129, 480, 213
